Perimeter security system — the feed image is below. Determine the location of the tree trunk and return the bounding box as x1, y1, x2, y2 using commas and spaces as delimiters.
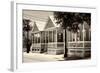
64, 29, 68, 57
26, 31, 29, 53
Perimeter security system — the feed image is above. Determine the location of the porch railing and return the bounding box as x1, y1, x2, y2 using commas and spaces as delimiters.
47, 42, 57, 48
67, 41, 91, 48
33, 43, 41, 47
32, 41, 91, 49
67, 41, 91, 57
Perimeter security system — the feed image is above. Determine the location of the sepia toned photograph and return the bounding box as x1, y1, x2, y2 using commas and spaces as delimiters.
22, 10, 91, 63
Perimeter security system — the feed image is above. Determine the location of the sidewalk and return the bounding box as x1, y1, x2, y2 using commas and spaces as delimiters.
23, 52, 64, 62
23, 52, 90, 63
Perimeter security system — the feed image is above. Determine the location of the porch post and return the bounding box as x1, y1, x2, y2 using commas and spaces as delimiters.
37, 33, 38, 44
75, 33, 77, 42
52, 30, 53, 42
34, 33, 35, 44
40, 32, 41, 43
68, 31, 70, 42
83, 23, 85, 57
31, 34, 33, 44
48, 31, 49, 43
44, 31, 46, 52
75, 32, 77, 47
72, 32, 73, 41
56, 29, 57, 48
40, 32, 41, 52
45, 31, 46, 43
89, 28, 91, 41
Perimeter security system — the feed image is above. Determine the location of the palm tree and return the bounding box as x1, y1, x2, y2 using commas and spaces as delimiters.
23, 19, 31, 53
54, 12, 91, 58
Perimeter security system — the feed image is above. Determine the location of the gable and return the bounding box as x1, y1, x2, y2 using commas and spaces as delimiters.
79, 21, 90, 31
44, 17, 55, 29
32, 22, 39, 32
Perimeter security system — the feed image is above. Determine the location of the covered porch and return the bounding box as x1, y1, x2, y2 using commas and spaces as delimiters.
31, 20, 91, 58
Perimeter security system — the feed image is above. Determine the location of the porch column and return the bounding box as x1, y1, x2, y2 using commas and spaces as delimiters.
75, 33, 77, 42
34, 33, 35, 44
52, 30, 53, 42
40, 32, 41, 43
56, 29, 57, 48
72, 32, 73, 41
45, 31, 47, 52
82, 23, 85, 57
68, 31, 70, 42
48, 31, 49, 43
32, 34, 33, 44
77, 30, 80, 41
89, 28, 91, 41
45, 31, 46, 43
40, 32, 41, 52
37, 33, 38, 44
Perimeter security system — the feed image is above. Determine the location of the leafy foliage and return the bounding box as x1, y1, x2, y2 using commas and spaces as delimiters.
54, 12, 91, 32
23, 19, 32, 53
23, 19, 31, 31
54, 12, 91, 57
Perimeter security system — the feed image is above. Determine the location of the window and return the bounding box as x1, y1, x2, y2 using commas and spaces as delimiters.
57, 32, 63, 42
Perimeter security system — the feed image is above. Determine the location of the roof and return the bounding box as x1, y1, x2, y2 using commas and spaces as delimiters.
35, 21, 46, 31
32, 22, 39, 32
49, 16, 59, 27
44, 16, 60, 29
23, 16, 46, 31
23, 15, 60, 32
31, 15, 60, 32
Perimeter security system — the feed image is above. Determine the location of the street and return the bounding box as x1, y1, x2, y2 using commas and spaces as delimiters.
23, 52, 64, 63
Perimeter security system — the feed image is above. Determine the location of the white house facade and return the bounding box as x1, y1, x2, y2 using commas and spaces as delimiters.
30, 16, 91, 58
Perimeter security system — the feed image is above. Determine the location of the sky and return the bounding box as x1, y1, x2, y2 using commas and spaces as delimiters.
23, 10, 53, 30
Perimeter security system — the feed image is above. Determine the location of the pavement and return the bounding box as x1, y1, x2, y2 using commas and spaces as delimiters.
23, 52, 64, 63
23, 52, 90, 63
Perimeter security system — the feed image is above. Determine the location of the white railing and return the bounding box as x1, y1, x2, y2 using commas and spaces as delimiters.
57, 42, 64, 48
47, 42, 64, 48
48, 42, 57, 48
32, 41, 91, 49
67, 41, 91, 57
67, 41, 91, 48
33, 43, 41, 47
